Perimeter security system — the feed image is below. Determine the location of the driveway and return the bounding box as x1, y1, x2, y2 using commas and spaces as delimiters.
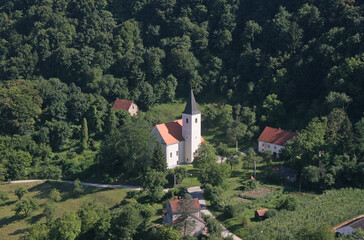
188, 186, 242, 240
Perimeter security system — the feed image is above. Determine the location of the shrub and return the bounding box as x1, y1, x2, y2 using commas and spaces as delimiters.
276, 195, 297, 211
241, 179, 259, 191
0, 190, 9, 205
240, 216, 251, 227
265, 209, 277, 218
204, 215, 222, 235
203, 184, 223, 200
224, 202, 244, 218
15, 187, 28, 200
49, 188, 62, 202
73, 178, 84, 194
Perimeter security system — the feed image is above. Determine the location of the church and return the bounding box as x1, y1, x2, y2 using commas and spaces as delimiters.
152, 90, 204, 168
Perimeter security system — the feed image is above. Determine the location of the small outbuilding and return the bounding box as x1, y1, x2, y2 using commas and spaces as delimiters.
335, 216, 364, 236
255, 209, 268, 221
112, 99, 138, 116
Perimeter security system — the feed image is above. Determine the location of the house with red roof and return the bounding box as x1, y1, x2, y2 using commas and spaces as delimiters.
258, 126, 298, 157
152, 89, 203, 168
163, 197, 206, 237
112, 99, 138, 116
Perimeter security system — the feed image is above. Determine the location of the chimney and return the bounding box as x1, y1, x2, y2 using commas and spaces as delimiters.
174, 196, 178, 200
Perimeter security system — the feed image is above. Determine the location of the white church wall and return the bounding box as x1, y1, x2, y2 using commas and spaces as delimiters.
166, 143, 180, 168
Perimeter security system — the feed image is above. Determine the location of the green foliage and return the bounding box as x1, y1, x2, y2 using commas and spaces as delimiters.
275, 195, 298, 211
81, 118, 88, 151
73, 179, 84, 195
151, 143, 167, 172
49, 211, 81, 240
296, 223, 334, 240
198, 163, 231, 187
156, 226, 181, 240
13, 198, 39, 216
204, 215, 222, 235
193, 143, 218, 169
43, 202, 57, 224
22, 223, 49, 240
241, 179, 259, 191
246, 188, 364, 239
0, 190, 9, 205
15, 187, 28, 200
49, 188, 62, 202
142, 169, 167, 201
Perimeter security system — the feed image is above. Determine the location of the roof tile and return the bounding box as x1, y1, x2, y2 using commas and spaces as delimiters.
258, 126, 298, 146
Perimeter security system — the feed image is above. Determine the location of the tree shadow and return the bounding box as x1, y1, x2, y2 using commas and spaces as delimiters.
9, 228, 27, 236
5, 200, 17, 206
27, 213, 43, 224
0, 215, 24, 228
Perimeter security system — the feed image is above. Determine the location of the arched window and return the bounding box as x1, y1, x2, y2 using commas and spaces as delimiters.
186, 118, 189, 123
195, 118, 197, 123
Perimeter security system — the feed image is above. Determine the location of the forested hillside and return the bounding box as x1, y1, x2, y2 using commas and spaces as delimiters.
0, 0, 363, 187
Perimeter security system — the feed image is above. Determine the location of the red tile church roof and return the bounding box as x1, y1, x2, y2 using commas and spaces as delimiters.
155, 119, 204, 145
258, 126, 297, 146
112, 99, 134, 111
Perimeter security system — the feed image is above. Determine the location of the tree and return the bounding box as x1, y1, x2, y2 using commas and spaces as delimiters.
49, 211, 82, 240
22, 223, 49, 240
14, 198, 39, 216
109, 204, 143, 240
262, 151, 273, 166
142, 169, 167, 201
226, 152, 240, 169
193, 143, 217, 169
156, 226, 181, 240
276, 195, 297, 211
151, 143, 167, 172
43, 202, 57, 224
0, 190, 9, 205
49, 188, 62, 202
81, 118, 88, 151
198, 163, 231, 186
73, 179, 84, 195
242, 148, 262, 169
296, 222, 334, 240
15, 187, 28, 200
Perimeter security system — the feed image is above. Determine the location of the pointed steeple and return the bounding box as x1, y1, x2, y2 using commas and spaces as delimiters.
183, 89, 200, 115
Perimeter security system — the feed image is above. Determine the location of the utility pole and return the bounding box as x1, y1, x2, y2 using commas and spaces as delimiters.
236, 140, 238, 152
254, 161, 256, 179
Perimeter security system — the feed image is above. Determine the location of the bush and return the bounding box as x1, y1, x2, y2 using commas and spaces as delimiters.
203, 184, 223, 200
49, 188, 62, 202
265, 209, 277, 218
204, 215, 222, 235
15, 187, 28, 200
224, 202, 245, 218
73, 178, 84, 194
241, 179, 259, 191
276, 195, 297, 211
0, 190, 9, 205
240, 216, 250, 227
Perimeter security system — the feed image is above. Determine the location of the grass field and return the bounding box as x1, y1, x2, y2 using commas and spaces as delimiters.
0, 181, 133, 240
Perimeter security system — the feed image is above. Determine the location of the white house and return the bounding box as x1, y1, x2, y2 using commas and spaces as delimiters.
112, 99, 139, 116
258, 126, 297, 158
152, 89, 204, 168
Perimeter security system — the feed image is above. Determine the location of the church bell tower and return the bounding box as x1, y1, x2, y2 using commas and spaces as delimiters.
182, 89, 201, 163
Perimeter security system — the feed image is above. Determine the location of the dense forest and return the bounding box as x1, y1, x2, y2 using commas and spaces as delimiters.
0, 0, 363, 190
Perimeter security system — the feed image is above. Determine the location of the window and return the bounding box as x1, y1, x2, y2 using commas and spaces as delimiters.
187, 158, 189, 162
170, 152, 172, 158
186, 118, 189, 123
268, 144, 270, 149
176, 151, 178, 156
274, 146, 276, 150
195, 118, 197, 123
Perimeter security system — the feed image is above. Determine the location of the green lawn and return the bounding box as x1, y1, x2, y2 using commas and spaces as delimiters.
0, 181, 134, 240
146, 102, 187, 123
